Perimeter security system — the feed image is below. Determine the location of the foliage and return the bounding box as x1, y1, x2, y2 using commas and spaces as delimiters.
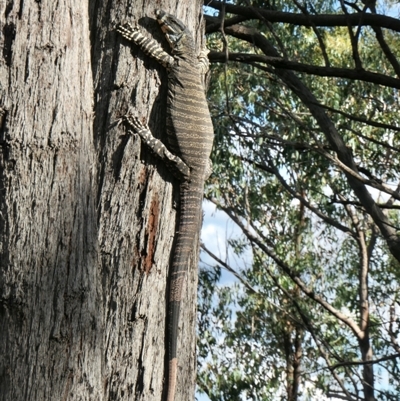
198, 1, 400, 400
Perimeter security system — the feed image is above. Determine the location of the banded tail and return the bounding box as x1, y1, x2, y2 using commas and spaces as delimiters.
166, 175, 204, 401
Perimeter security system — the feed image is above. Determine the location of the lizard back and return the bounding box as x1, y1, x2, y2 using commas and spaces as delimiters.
158, 10, 214, 401
159, 13, 213, 173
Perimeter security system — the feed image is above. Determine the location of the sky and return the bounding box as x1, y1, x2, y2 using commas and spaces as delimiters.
196, 201, 244, 401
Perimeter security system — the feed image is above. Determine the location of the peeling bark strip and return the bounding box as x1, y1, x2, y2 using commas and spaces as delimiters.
145, 193, 160, 274
0, 106, 7, 132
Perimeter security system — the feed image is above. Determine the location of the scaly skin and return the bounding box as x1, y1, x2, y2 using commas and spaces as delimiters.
117, 9, 213, 401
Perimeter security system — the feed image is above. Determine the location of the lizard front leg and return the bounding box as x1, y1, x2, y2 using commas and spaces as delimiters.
124, 115, 190, 180
117, 23, 174, 68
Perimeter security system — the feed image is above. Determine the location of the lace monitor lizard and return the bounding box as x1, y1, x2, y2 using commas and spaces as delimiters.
117, 9, 214, 401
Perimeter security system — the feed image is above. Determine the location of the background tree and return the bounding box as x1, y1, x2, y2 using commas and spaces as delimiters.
198, 1, 400, 400
0, 1, 205, 400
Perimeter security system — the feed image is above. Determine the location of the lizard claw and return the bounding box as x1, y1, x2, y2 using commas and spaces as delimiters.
115, 107, 134, 128
116, 115, 125, 128
124, 114, 148, 134
117, 22, 140, 40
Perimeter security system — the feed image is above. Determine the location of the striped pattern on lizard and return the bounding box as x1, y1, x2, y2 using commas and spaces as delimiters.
117, 9, 214, 401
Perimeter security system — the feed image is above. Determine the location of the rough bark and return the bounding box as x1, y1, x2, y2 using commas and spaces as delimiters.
0, 0, 205, 400
0, 0, 101, 399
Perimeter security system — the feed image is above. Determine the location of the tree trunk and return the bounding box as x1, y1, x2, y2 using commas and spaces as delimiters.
0, 1, 205, 400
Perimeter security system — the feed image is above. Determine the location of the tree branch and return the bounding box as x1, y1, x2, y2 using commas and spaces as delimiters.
329, 352, 400, 369
339, 195, 369, 333
200, 243, 258, 294
204, 1, 400, 33
293, 0, 330, 67
247, 155, 357, 237
315, 147, 400, 201
255, 252, 359, 401
316, 103, 400, 135
208, 51, 400, 90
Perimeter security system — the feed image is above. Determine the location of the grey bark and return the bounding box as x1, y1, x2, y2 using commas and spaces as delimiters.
0, 1, 101, 399
0, 0, 205, 400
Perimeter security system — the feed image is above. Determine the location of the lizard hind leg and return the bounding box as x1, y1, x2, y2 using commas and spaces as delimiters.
123, 114, 190, 179
197, 48, 210, 74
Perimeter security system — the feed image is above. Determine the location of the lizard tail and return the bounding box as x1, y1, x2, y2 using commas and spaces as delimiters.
166, 177, 204, 401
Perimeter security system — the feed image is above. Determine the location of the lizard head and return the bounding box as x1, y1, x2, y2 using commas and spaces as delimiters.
155, 9, 194, 56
